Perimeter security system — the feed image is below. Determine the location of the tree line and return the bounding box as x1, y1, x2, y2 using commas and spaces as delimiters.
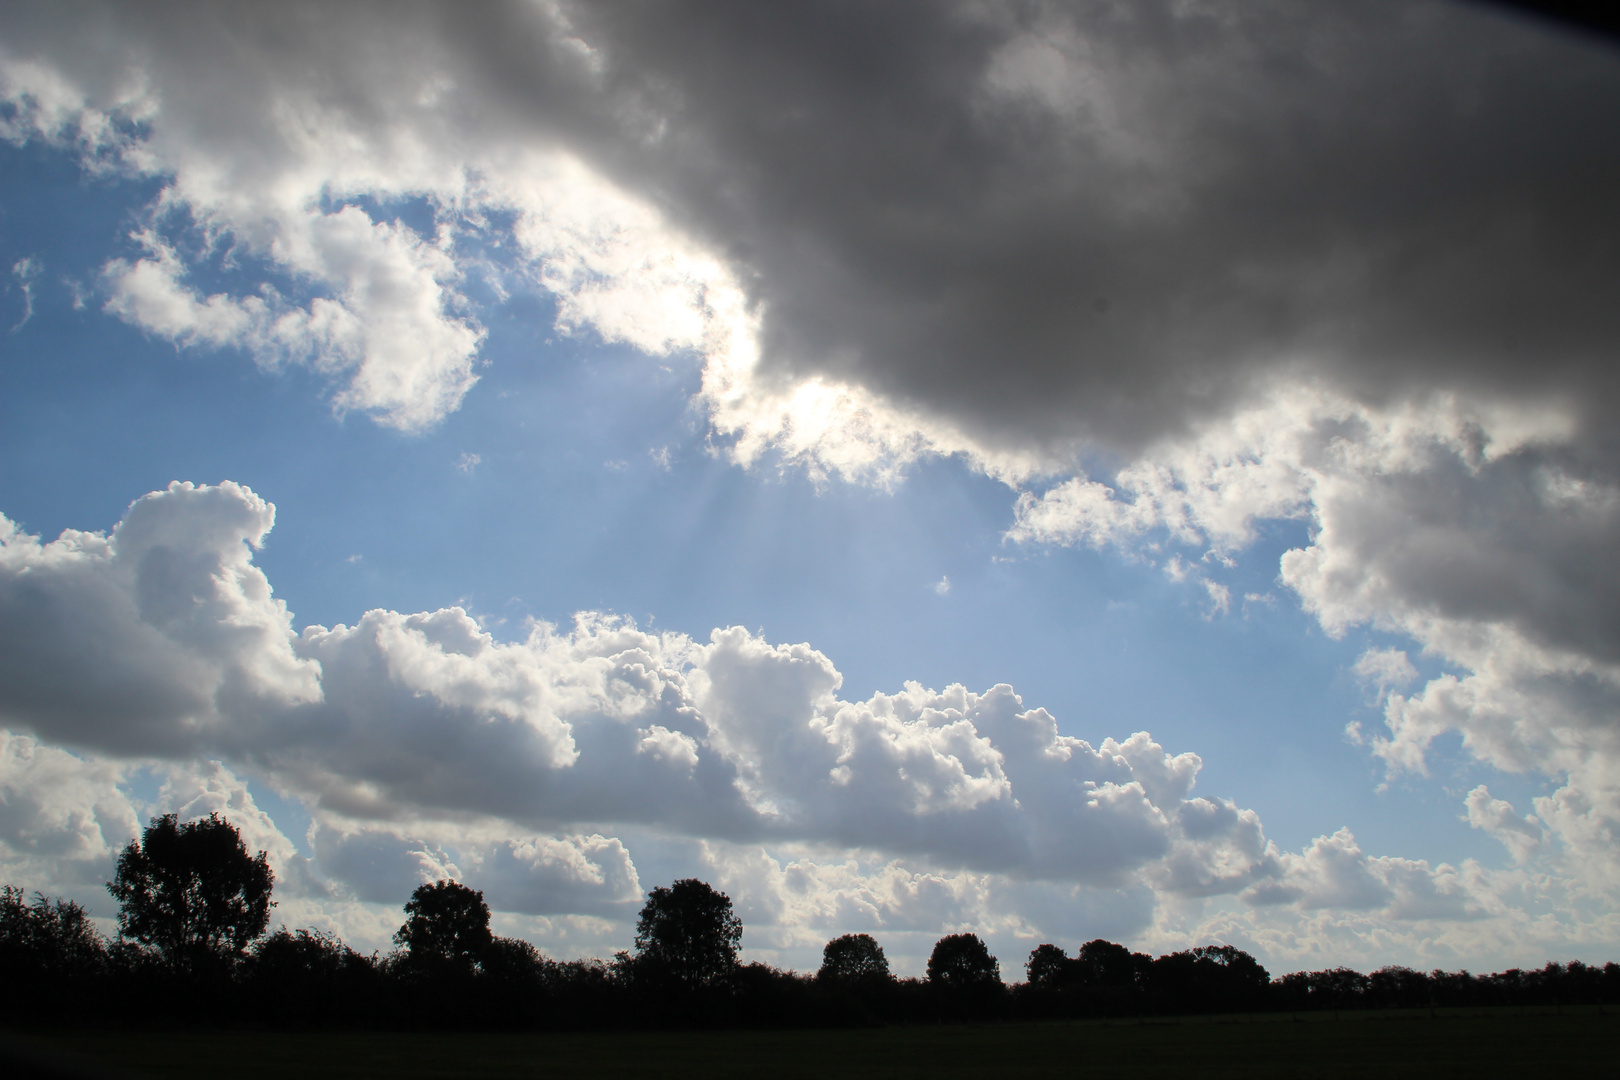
3, 814, 1617, 1030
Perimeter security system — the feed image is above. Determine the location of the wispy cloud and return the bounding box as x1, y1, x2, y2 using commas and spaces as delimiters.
9, 256, 38, 331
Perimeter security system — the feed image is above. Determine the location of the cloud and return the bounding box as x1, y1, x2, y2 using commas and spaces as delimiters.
463, 833, 641, 917
1243, 828, 1476, 919
0, 481, 1287, 896
8, 2, 1614, 467
0, 481, 320, 757
10, 480, 1608, 973
9, 255, 39, 331
1353, 648, 1419, 704
1010, 386, 1620, 881
0, 731, 138, 904
98, 216, 484, 432
1464, 785, 1547, 865
4, 481, 1619, 971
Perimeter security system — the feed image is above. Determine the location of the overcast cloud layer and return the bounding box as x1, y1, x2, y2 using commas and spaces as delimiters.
1, 1, 1618, 972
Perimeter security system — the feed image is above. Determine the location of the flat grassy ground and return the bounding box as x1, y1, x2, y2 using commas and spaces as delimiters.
9, 1007, 1616, 1079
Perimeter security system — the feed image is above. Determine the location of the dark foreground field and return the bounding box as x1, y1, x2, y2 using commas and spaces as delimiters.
8, 1007, 1615, 1079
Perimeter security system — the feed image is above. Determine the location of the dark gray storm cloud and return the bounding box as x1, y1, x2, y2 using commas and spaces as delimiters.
497, 0, 1620, 455
4, 0, 1615, 459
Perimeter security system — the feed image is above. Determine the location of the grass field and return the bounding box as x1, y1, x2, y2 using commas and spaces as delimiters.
9, 1007, 1616, 1079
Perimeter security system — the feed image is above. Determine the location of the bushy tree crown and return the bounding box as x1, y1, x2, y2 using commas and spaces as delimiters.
633, 878, 741, 988
107, 813, 274, 972
819, 932, 891, 983
394, 879, 493, 970
927, 932, 1000, 988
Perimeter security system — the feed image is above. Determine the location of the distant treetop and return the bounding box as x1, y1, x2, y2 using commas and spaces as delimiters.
927, 932, 1000, 988
819, 932, 891, 983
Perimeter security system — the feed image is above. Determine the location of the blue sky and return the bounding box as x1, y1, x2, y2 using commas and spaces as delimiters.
1, 1, 1616, 976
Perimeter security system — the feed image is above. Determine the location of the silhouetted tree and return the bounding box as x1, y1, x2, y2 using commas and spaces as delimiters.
395, 880, 493, 972
927, 933, 1000, 988
1077, 938, 1143, 987
633, 878, 741, 989
1277, 966, 1369, 1010
0, 885, 107, 979
1149, 944, 1269, 1012
481, 935, 548, 982
107, 813, 274, 973
247, 927, 379, 1025
253, 926, 366, 981
819, 933, 891, 984
1025, 943, 1074, 987
1368, 965, 1430, 1009
473, 935, 553, 1026
732, 961, 816, 1024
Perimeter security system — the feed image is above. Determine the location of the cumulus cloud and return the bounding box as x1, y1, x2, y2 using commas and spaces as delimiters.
0, 734, 338, 933
1464, 785, 1547, 865
0, 731, 138, 904
1353, 648, 1419, 704
98, 219, 484, 431
1010, 386, 1620, 886
0, 481, 320, 757
0, 482, 1280, 894
5, 479, 1604, 971
1243, 828, 1479, 922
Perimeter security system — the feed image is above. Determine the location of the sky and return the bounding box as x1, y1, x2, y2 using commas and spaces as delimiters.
1, 0, 1618, 979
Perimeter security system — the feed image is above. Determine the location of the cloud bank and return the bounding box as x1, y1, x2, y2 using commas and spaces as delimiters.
2, 482, 1615, 971
0, 482, 1262, 887
5, 2, 1615, 464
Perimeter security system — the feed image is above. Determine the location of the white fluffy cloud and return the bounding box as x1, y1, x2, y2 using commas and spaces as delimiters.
0, 482, 1265, 889
3, 479, 1615, 972
0, 732, 138, 906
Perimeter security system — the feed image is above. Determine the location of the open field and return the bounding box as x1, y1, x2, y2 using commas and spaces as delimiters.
9, 1007, 1616, 1079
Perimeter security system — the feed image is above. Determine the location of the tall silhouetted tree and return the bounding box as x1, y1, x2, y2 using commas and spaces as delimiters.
819, 932, 891, 983
633, 878, 741, 989
395, 880, 493, 972
107, 813, 274, 973
927, 932, 1000, 988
